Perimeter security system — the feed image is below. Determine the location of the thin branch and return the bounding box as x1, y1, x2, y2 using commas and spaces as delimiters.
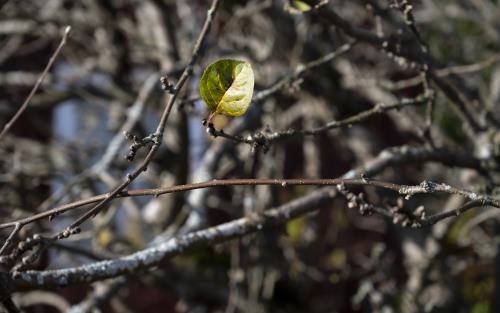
313, 4, 483, 134
2, 191, 327, 293
0, 178, 395, 230
0, 143, 491, 231
0, 223, 19, 256
92, 73, 159, 170
206, 96, 428, 148
1, 179, 496, 293
392, 0, 428, 54
384, 52, 500, 91
179, 41, 355, 108
351, 145, 491, 179
391, 0, 435, 144
253, 41, 355, 102
1, 177, 497, 231
397, 180, 493, 204
421, 200, 483, 226
0, 25, 71, 141
53, 0, 221, 239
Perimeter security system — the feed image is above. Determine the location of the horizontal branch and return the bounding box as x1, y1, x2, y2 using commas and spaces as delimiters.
207, 96, 428, 148
355, 145, 492, 178
0, 178, 398, 229
1, 143, 493, 231
1, 177, 497, 294
0, 187, 336, 294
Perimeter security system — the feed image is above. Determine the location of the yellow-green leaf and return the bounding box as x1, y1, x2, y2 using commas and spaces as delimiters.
200, 59, 254, 117
293, 0, 312, 12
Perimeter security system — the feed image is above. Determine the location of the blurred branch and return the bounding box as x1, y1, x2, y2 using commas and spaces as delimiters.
67, 278, 126, 313
253, 41, 356, 101
314, 3, 484, 134
352, 145, 492, 178
92, 72, 158, 169
385, 52, 500, 90
0, 26, 71, 141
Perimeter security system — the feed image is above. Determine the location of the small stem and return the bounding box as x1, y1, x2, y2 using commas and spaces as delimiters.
206, 111, 217, 125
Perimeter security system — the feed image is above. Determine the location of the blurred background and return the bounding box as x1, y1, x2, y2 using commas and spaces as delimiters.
1, 0, 500, 312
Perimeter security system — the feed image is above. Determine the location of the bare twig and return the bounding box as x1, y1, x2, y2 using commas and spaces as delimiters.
392, 0, 428, 54
54, 0, 221, 239
349, 145, 490, 179
206, 96, 428, 149
179, 41, 355, 108
1, 143, 491, 234
0, 178, 395, 230
421, 200, 483, 226
384, 52, 500, 91
391, 0, 435, 144
314, 5, 484, 134
0, 25, 71, 141
1, 177, 496, 231
0, 223, 19, 256
254, 41, 355, 102
93, 73, 159, 169
0, 178, 496, 293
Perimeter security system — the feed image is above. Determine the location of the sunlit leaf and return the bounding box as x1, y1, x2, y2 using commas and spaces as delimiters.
200, 59, 254, 118
293, 0, 312, 11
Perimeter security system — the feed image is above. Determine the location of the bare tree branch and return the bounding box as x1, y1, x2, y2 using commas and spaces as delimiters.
0, 26, 71, 141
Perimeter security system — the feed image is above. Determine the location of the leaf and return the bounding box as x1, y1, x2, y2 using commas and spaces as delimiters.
200, 59, 254, 118
292, 0, 312, 12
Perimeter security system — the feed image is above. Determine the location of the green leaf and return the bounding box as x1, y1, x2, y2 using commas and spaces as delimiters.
292, 0, 312, 11
200, 59, 254, 118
